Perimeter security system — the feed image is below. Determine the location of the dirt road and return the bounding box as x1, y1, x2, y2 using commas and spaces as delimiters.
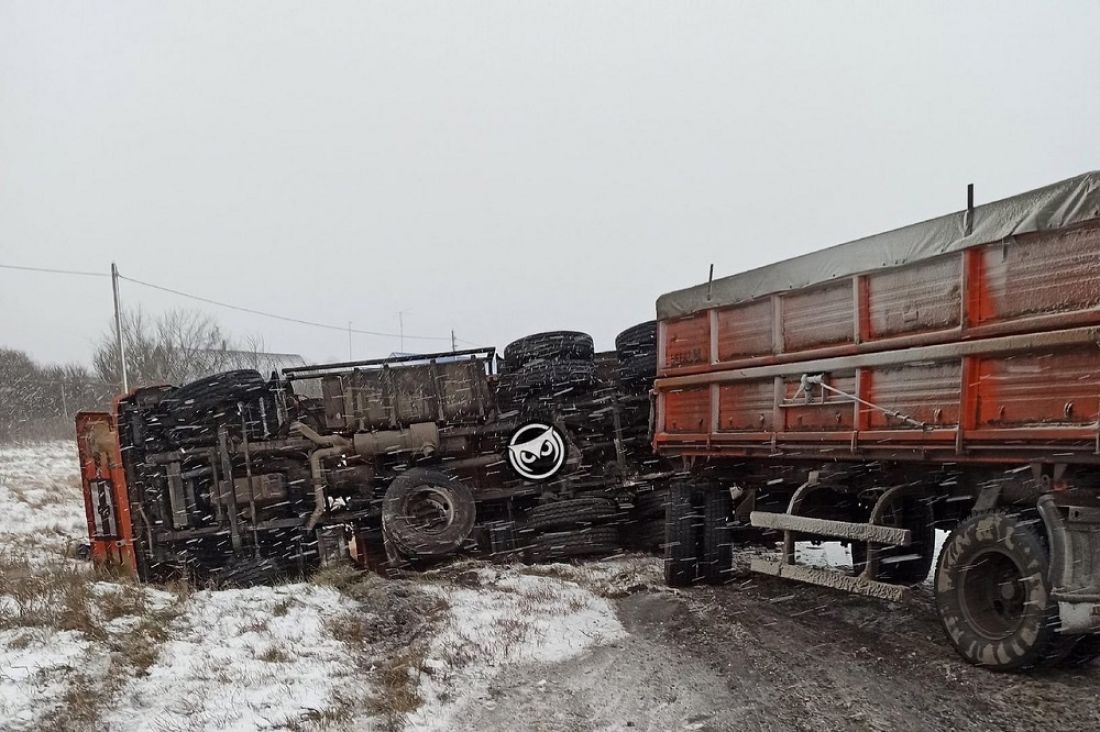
445, 570, 1099, 732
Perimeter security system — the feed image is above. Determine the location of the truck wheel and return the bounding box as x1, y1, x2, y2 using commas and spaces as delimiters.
615, 321, 657, 392
934, 511, 1064, 671
383, 469, 476, 559
852, 493, 936, 585
527, 526, 620, 562
664, 478, 703, 587
630, 487, 670, 520
624, 518, 665, 552
161, 369, 268, 424
525, 497, 622, 532
504, 331, 595, 369
701, 488, 734, 584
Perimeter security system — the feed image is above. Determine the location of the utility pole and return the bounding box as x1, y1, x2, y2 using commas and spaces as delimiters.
398, 311, 406, 353
111, 262, 129, 393
347, 321, 353, 360
451, 329, 456, 353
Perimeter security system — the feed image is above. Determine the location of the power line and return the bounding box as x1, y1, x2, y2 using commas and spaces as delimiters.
1, 260, 486, 345
0, 263, 109, 278
117, 273, 453, 341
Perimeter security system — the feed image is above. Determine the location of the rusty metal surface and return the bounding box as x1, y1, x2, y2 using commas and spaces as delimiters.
324, 358, 493, 431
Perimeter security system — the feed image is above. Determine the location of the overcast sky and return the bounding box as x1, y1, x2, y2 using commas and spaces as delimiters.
2, 1, 1098, 367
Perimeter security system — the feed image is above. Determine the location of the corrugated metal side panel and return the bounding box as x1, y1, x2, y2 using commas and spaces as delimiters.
783, 373, 856, 431
718, 379, 774, 432
663, 386, 711, 434
867, 255, 960, 338
716, 299, 773, 361
782, 281, 854, 351
981, 225, 1100, 324
663, 313, 710, 369
866, 362, 961, 428
977, 347, 1100, 427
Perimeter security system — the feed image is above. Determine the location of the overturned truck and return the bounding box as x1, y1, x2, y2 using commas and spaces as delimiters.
77, 326, 669, 584
654, 171, 1100, 671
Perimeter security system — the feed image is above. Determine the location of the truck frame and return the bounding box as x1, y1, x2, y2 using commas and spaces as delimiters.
653, 171, 1100, 671
78, 332, 668, 585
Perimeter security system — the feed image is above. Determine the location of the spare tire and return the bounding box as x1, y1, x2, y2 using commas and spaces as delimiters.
615, 321, 656, 357
495, 359, 598, 409
504, 331, 595, 369
525, 497, 622, 532
527, 526, 620, 562
383, 469, 476, 559
161, 369, 270, 426
616, 321, 657, 392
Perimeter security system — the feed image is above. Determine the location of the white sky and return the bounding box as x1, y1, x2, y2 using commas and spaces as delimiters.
2, 1, 1098, 367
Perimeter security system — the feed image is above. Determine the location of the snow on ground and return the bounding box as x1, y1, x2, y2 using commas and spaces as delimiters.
406, 565, 627, 732
0, 442, 632, 731
106, 583, 363, 732
0, 441, 86, 560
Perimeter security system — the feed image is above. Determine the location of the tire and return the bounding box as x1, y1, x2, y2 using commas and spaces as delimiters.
161, 370, 268, 423
504, 331, 595, 369
528, 526, 619, 562
934, 511, 1065, 671
664, 478, 703, 587
615, 321, 657, 356
631, 488, 670, 520
701, 489, 734, 584
624, 518, 665, 552
212, 556, 286, 588
616, 321, 657, 392
382, 469, 476, 559
505, 359, 597, 395
524, 497, 622, 532
852, 494, 936, 585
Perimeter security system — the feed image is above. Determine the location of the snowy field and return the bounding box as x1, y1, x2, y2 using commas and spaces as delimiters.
0, 442, 632, 731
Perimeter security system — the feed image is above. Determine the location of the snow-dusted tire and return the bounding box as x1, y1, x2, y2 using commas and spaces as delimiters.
624, 518, 665, 551
504, 331, 595, 369
701, 489, 733, 585
664, 478, 702, 587
161, 369, 268, 425
615, 321, 657, 392
524, 497, 621, 532
631, 488, 670, 520
213, 556, 286, 587
527, 526, 619, 562
383, 469, 476, 559
935, 511, 1065, 671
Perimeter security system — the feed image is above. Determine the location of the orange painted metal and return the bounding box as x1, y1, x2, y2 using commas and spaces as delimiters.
76, 407, 139, 577
654, 220, 1100, 465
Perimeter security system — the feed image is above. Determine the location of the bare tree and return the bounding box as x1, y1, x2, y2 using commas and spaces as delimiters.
93, 308, 265, 389
0, 348, 111, 441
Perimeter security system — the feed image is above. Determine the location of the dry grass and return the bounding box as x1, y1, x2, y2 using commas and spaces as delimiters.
366, 646, 428, 728
0, 552, 190, 727
257, 645, 292, 663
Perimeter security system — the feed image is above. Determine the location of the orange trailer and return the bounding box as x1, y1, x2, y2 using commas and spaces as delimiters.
653, 172, 1100, 671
